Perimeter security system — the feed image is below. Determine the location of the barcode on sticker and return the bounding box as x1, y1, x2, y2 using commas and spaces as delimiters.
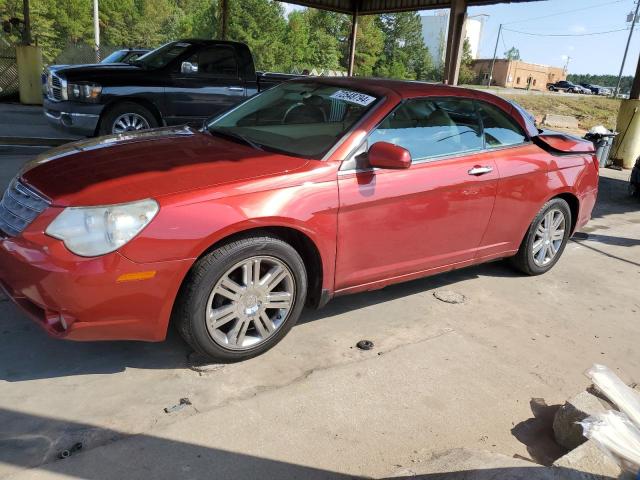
330, 90, 376, 106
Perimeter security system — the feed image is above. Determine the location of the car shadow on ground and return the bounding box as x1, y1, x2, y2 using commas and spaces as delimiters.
0, 260, 519, 383
0, 407, 603, 480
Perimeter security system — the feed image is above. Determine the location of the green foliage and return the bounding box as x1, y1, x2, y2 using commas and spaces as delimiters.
504, 46, 520, 61
0, 1, 432, 80
374, 12, 433, 80
458, 38, 475, 85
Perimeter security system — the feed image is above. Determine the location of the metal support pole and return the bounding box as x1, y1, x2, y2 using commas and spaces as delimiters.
630, 51, 640, 99
220, 0, 229, 40
615, 0, 640, 98
21, 0, 32, 45
443, 0, 467, 86
93, 0, 100, 62
488, 23, 502, 87
348, 8, 358, 76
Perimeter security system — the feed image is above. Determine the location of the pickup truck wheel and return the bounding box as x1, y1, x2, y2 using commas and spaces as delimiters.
175, 235, 308, 362
510, 198, 572, 276
99, 102, 158, 135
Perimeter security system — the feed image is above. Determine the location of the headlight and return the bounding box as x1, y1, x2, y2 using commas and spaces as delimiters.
66, 82, 102, 103
45, 199, 159, 257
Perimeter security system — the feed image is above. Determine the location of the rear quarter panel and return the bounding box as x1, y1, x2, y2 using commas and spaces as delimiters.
478, 144, 598, 258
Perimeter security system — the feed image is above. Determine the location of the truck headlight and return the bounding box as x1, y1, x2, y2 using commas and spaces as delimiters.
45, 199, 159, 257
67, 82, 102, 102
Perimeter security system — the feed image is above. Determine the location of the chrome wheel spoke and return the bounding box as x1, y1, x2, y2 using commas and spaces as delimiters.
205, 255, 295, 351
532, 239, 544, 255
209, 303, 236, 328
218, 276, 244, 301
261, 265, 287, 292
551, 229, 565, 241
265, 291, 292, 310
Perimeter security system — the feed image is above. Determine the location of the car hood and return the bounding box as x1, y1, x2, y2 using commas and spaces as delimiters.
20, 126, 309, 207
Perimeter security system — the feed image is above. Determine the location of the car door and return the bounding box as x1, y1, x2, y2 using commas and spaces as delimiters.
473, 100, 548, 260
335, 97, 499, 291
166, 45, 246, 125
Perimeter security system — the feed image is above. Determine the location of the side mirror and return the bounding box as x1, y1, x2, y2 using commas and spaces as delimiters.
368, 142, 412, 169
181, 61, 198, 74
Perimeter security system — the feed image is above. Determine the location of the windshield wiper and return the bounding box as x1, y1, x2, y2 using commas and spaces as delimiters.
207, 128, 264, 151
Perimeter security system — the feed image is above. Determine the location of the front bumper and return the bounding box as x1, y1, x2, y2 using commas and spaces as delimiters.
0, 218, 193, 342
43, 98, 102, 137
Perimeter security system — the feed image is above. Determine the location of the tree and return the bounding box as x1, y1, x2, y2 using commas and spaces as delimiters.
374, 12, 433, 80
504, 46, 520, 61
458, 38, 475, 85
223, 0, 287, 72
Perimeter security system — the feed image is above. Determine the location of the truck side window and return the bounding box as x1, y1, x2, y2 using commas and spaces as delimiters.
184, 46, 239, 78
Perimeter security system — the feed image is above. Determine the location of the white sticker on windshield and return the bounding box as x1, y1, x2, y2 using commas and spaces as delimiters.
330, 90, 376, 106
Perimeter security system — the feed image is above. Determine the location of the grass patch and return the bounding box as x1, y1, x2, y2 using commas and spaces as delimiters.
499, 94, 621, 131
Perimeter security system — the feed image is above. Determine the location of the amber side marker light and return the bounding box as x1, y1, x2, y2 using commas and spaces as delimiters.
117, 271, 157, 282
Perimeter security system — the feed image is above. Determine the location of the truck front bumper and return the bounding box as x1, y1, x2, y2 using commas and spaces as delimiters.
43, 98, 102, 137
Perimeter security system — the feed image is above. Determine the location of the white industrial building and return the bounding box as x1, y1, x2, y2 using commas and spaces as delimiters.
420, 12, 486, 68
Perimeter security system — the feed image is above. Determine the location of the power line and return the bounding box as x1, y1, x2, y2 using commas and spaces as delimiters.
504, 0, 627, 26
503, 27, 628, 37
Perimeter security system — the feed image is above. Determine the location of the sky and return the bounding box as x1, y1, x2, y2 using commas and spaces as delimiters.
282, 0, 640, 76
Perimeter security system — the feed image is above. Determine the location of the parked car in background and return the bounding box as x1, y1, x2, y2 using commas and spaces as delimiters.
43, 39, 298, 137
1, 78, 599, 361
574, 85, 592, 94
580, 83, 612, 96
42, 48, 150, 85
547, 80, 581, 93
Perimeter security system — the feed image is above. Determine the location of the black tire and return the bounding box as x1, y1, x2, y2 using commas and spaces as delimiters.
510, 198, 572, 276
174, 235, 308, 362
98, 102, 159, 135
629, 181, 639, 198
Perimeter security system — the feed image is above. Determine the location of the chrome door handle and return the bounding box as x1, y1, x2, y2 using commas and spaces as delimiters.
468, 166, 493, 176
227, 86, 244, 92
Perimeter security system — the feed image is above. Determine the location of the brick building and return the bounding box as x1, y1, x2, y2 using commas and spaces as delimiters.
471, 59, 566, 91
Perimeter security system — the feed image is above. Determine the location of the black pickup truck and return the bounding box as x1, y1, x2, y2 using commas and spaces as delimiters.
43, 40, 297, 136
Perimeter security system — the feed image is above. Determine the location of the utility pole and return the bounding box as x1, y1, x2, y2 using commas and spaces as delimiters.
21, 0, 32, 45
488, 23, 502, 87
93, 0, 100, 62
615, 0, 640, 98
563, 55, 571, 73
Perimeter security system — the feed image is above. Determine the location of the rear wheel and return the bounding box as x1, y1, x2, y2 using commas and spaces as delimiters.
510, 198, 572, 275
99, 102, 158, 135
175, 235, 308, 362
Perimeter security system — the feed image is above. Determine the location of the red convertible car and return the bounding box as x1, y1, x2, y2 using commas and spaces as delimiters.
0, 78, 598, 361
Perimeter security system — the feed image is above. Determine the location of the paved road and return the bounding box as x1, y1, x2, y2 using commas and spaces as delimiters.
0, 149, 639, 479
0, 103, 79, 142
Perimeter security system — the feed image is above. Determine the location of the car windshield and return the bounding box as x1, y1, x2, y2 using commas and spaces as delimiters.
101, 50, 126, 63
133, 42, 191, 69
205, 82, 379, 159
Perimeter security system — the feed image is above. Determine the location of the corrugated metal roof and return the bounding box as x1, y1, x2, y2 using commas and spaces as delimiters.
282, 0, 539, 14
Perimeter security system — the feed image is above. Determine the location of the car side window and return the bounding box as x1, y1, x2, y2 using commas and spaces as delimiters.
367, 98, 483, 161
183, 46, 239, 78
476, 102, 527, 148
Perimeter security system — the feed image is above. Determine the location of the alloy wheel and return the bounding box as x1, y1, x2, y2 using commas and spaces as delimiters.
532, 208, 566, 267
112, 113, 150, 134
205, 256, 296, 350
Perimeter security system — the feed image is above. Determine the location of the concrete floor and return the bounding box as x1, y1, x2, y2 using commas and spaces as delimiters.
0, 149, 638, 479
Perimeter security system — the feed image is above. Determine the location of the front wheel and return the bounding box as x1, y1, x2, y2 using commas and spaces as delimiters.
510, 198, 572, 275
99, 102, 158, 135
174, 235, 308, 362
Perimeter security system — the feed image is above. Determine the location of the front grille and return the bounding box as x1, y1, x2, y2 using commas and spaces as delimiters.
48, 73, 64, 101
0, 180, 50, 237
